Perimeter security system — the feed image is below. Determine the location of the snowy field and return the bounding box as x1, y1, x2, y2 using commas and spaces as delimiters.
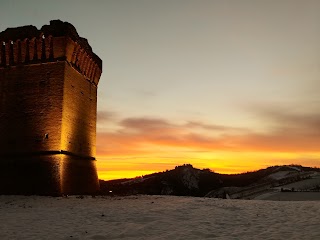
255, 192, 320, 201
0, 195, 320, 240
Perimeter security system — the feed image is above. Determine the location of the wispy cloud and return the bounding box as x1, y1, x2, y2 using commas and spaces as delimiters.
185, 121, 245, 132
97, 110, 118, 123
97, 106, 320, 156
235, 105, 320, 152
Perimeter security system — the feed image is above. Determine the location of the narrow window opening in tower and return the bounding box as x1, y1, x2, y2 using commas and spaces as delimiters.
49, 37, 54, 60
9, 41, 14, 65
1, 42, 6, 65
44, 133, 49, 139
41, 35, 46, 60
25, 39, 30, 62
33, 38, 38, 61
17, 41, 21, 64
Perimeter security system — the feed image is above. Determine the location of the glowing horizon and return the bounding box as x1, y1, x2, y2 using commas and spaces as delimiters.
96, 114, 320, 180
2, 1, 320, 181
97, 152, 320, 181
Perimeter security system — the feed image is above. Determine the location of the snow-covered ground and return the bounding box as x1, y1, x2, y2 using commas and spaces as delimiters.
266, 170, 297, 180
0, 195, 320, 239
275, 174, 320, 190
255, 191, 320, 201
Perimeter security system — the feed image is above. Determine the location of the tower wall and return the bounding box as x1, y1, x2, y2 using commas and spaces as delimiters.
0, 62, 64, 153
61, 62, 97, 158
0, 20, 102, 195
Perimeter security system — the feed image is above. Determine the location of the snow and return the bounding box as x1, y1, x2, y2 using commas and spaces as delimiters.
275, 174, 320, 190
287, 166, 302, 172
181, 167, 199, 189
1, 195, 320, 239
255, 192, 320, 201
121, 176, 149, 185
267, 171, 296, 180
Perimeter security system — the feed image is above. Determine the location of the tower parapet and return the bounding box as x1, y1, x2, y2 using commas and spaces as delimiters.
0, 20, 102, 85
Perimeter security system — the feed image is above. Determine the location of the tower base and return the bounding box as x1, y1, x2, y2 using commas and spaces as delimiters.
0, 153, 99, 195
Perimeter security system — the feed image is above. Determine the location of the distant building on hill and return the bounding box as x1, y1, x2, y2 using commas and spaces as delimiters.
0, 20, 102, 195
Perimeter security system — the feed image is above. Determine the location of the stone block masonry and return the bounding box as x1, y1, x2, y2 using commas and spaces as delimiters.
0, 20, 102, 195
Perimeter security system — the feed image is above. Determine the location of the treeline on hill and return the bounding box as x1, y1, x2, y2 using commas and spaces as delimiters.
99, 164, 320, 197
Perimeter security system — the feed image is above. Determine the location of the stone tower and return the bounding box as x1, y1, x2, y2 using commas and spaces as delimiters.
0, 20, 102, 195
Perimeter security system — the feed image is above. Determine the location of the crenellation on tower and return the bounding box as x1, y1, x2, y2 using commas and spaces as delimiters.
0, 20, 102, 86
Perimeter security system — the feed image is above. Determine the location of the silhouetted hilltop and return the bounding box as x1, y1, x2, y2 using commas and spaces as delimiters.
99, 164, 320, 197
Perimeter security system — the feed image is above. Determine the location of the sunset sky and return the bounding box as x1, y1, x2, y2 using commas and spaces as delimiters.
1, 0, 320, 180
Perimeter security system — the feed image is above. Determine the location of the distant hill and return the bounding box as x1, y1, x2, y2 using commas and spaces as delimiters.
99, 164, 320, 198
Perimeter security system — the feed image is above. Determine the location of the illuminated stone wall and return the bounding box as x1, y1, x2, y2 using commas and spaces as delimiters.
61, 62, 97, 158
0, 20, 102, 195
